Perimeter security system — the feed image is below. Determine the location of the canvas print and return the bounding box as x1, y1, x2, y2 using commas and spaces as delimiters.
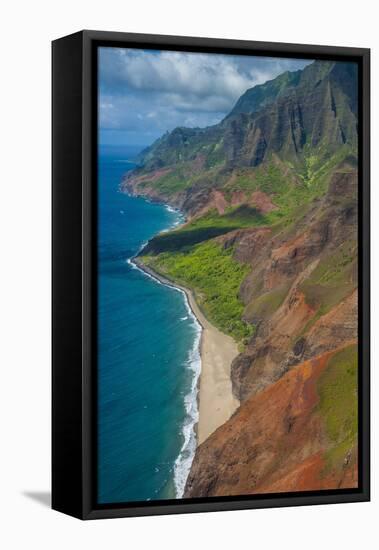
97, 47, 358, 505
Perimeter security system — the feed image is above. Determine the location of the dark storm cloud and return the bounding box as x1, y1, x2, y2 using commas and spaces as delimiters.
99, 47, 311, 146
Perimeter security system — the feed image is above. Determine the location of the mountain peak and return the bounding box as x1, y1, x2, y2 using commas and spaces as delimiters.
226, 67, 302, 119
130, 58, 357, 181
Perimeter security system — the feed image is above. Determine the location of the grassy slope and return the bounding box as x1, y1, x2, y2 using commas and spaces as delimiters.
139, 148, 356, 343
244, 284, 290, 322
142, 241, 254, 342
317, 344, 358, 471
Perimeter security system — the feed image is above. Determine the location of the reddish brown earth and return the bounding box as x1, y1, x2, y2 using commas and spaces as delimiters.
193, 189, 277, 217
123, 158, 358, 499
126, 167, 172, 186
229, 170, 358, 400
250, 190, 277, 213
231, 190, 247, 206
212, 190, 229, 214
304, 290, 358, 359
121, 167, 188, 207
192, 154, 206, 171
184, 346, 358, 498
184, 170, 358, 498
120, 63, 359, 498
216, 227, 272, 264
232, 259, 357, 401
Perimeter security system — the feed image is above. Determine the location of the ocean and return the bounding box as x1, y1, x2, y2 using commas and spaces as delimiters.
97, 146, 201, 504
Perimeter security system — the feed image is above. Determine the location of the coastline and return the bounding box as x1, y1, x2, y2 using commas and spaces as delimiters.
132, 257, 240, 445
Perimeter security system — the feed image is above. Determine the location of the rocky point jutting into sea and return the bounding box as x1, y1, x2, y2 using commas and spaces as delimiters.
122, 59, 359, 495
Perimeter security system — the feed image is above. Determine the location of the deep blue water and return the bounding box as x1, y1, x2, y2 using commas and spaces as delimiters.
98, 148, 200, 504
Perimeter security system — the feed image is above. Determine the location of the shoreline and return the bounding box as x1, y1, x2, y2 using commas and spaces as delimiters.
132, 257, 240, 445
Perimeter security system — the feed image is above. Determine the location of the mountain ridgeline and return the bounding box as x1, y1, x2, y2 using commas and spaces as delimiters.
122, 60, 359, 496
123, 61, 357, 209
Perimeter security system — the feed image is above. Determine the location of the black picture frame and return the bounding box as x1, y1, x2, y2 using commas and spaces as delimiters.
52, 30, 370, 520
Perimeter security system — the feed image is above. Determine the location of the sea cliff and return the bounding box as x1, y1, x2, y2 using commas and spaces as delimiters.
124, 59, 358, 495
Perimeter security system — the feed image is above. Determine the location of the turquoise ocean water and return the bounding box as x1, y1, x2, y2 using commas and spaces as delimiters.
98, 147, 201, 504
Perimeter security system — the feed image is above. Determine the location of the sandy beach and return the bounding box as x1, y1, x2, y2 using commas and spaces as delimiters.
133, 259, 240, 445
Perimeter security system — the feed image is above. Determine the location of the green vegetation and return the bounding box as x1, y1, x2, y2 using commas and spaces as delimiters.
140, 149, 350, 218
146, 168, 189, 194
244, 285, 290, 321
130, 61, 358, 357
142, 149, 357, 345
301, 239, 356, 306
317, 344, 358, 470
298, 143, 356, 190
299, 152, 319, 187
222, 151, 355, 231
204, 140, 226, 168
183, 155, 344, 236
188, 205, 267, 230
295, 242, 356, 338
137, 155, 227, 198
225, 163, 291, 195
140, 241, 254, 342
140, 125, 226, 177
144, 204, 268, 255
229, 68, 301, 117
144, 224, 240, 254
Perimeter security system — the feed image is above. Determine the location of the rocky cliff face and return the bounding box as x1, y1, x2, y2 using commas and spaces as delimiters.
182, 168, 358, 497
184, 344, 358, 497
230, 169, 358, 400
123, 58, 358, 496
122, 60, 357, 216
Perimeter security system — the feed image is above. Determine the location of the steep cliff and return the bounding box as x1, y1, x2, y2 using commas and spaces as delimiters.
185, 344, 358, 497
230, 168, 358, 400
122, 58, 358, 495
122, 60, 357, 216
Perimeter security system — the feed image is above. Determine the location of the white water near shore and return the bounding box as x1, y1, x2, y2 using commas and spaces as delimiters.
127, 198, 238, 497
129, 257, 202, 498
126, 202, 202, 497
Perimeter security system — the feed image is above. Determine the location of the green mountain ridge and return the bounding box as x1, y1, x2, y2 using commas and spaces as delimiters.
122, 57, 359, 494
125, 60, 357, 179
121, 59, 358, 344
225, 68, 302, 118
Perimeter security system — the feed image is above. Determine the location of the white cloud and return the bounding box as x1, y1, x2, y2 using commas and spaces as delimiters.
101, 48, 270, 101
121, 50, 252, 98
98, 47, 311, 145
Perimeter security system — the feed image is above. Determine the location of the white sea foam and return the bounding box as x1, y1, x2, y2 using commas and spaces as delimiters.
173, 315, 201, 498
138, 240, 148, 253
130, 257, 201, 497
126, 258, 138, 269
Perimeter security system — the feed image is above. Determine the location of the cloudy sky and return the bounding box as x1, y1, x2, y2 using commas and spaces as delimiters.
98, 47, 311, 148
